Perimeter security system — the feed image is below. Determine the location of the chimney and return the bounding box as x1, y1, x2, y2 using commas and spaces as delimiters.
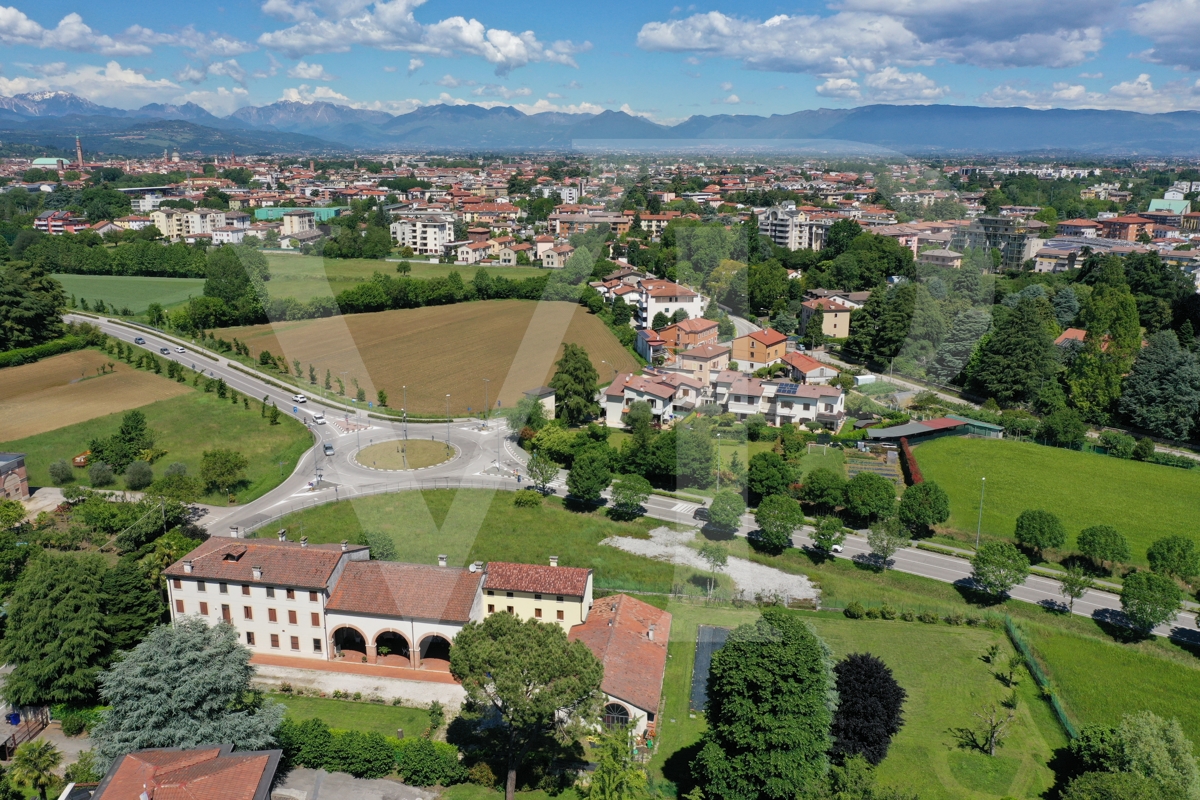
252, 566, 262, 580
340, 540, 348, 552
183, 560, 193, 574
549, 556, 559, 567
300, 537, 308, 548
648, 624, 656, 641
229, 526, 241, 539
438, 554, 447, 567
277, 529, 287, 542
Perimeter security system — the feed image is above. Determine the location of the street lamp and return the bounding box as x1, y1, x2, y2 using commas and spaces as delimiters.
975, 476, 986, 550
445, 394, 451, 455
482, 379, 490, 429
402, 385, 408, 440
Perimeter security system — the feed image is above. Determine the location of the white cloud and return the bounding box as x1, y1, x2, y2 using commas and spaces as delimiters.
176, 86, 250, 115
258, 2, 589, 76
546, 91, 563, 98
287, 60, 334, 79
383, 65, 397, 72
407, 57, 423, 74
516, 97, 604, 115
863, 67, 950, 101
1129, 0, 1200, 70
117, 23, 255, 58
0, 8, 150, 55
1080, 72, 1104, 79
564, 80, 582, 90
280, 83, 352, 103
979, 73, 1200, 112
472, 84, 532, 99
0, 60, 179, 106
174, 59, 249, 86
435, 74, 472, 88
713, 93, 740, 104
816, 77, 861, 99
719, 80, 733, 91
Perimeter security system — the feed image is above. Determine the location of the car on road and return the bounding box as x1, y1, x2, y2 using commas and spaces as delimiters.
831, 544, 844, 553
159, 347, 170, 355
693, 507, 710, 522
292, 394, 307, 403
323, 443, 334, 456
134, 337, 145, 344
311, 412, 325, 425
175, 346, 186, 353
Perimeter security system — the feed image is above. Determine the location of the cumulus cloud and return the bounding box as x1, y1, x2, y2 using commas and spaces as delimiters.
435, 74, 472, 87
287, 60, 334, 79
0, 60, 179, 106
407, 57, 423, 74
174, 59, 249, 86
719, 80, 733, 91
713, 93, 740, 104
472, 84, 532, 99
1129, 0, 1200, 70
280, 83, 353, 103
0, 8, 150, 55
817, 77, 862, 99
257, 1, 590, 75
863, 67, 950, 101
979, 73, 1200, 112
176, 86, 250, 115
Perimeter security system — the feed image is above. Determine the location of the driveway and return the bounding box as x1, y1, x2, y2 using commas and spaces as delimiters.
275, 768, 434, 800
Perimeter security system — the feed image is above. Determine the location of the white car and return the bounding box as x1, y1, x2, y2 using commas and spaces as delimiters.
292, 394, 307, 403
175, 346, 186, 353
831, 544, 845, 553
311, 412, 325, 424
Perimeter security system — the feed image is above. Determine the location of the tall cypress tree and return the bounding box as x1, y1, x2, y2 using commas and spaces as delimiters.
548, 343, 599, 425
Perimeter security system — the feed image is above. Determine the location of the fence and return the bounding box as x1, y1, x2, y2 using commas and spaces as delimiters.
0, 707, 49, 760
1005, 616, 1078, 739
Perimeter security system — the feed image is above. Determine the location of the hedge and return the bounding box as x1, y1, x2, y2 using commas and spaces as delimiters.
898, 437, 923, 485
0, 335, 87, 368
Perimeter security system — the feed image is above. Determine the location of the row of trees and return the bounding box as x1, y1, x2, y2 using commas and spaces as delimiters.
19, 231, 208, 277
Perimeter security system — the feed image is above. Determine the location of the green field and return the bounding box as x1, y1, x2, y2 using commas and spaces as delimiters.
653, 604, 1064, 800
265, 254, 545, 303
914, 436, 1200, 565
266, 490, 720, 595
53, 274, 206, 314
1026, 624, 1200, 743
274, 694, 430, 738
0, 389, 312, 504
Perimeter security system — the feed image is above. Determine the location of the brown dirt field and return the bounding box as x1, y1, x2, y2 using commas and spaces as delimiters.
220, 300, 640, 416
0, 350, 191, 440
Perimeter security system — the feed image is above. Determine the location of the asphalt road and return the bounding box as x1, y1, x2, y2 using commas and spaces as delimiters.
74, 313, 1198, 644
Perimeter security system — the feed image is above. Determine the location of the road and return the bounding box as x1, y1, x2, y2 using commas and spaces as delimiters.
76, 313, 1198, 644
729, 314, 761, 337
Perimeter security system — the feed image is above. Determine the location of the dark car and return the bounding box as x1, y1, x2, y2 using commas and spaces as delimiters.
693, 506, 711, 522
134, 337, 146, 344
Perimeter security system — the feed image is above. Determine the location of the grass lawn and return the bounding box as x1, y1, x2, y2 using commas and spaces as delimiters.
355, 438, 453, 470
0, 389, 311, 504
264, 254, 545, 304
914, 436, 1200, 566
273, 694, 430, 738
54, 274, 206, 314
653, 602, 1065, 800
267, 490, 720, 595
1025, 623, 1200, 743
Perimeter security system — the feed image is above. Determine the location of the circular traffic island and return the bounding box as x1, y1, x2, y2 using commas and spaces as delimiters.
355, 438, 456, 471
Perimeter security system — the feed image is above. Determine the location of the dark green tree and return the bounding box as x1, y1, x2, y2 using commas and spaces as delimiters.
567, 447, 612, 503
969, 296, 1058, 406
843, 472, 896, 522
88, 410, 155, 474
101, 559, 163, 652
799, 467, 846, 513
831, 653, 907, 765
844, 288, 885, 362
1013, 509, 1067, 558
753, 494, 802, 554
450, 612, 604, 800
1077, 525, 1131, 571
1121, 571, 1181, 633
824, 219, 864, 260
1146, 536, 1200, 581
549, 343, 600, 425
1, 553, 110, 706
0, 262, 66, 350
746, 451, 793, 501
971, 541, 1030, 598
693, 608, 835, 800
896, 481, 949, 534
1119, 330, 1200, 441
1037, 408, 1087, 449
709, 489, 747, 530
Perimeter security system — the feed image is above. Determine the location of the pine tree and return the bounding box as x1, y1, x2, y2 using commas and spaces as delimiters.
1119, 330, 1200, 441
102, 559, 164, 652
549, 343, 600, 425
844, 288, 885, 361
928, 308, 992, 385
969, 297, 1058, 406
1066, 339, 1124, 424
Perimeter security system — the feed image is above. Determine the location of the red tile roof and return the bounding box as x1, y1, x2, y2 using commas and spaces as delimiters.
681, 343, 730, 360
164, 538, 365, 591
94, 745, 279, 800
745, 328, 788, 347
917, 417, 969, 431
326, 561, 482, 622
668, 318, 718, 333
569, 594, 671, 714
781, 351, 832, 374
484, 562, 591, 596
1054, 327, 1087, 345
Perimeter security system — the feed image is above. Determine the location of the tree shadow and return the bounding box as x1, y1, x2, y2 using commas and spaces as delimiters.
851, 552, 887, 573
951, 579, 1006, 608
661, 740, 704, 795
699, 525, 737, 543
1089, 608, 1147, 643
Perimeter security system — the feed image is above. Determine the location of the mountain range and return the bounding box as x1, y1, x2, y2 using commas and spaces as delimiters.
2, 91, 1199, 156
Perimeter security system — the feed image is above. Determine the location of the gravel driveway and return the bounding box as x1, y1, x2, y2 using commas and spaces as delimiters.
602, 527, 819, 602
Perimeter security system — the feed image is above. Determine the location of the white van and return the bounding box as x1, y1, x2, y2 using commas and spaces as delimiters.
311, 412, 325, 425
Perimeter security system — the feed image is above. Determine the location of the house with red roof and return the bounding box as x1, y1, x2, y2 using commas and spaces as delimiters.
93, 744, 281, 800
731, 328, 788, 371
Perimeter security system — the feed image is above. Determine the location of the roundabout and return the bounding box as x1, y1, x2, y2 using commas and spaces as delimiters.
354, 438, 457, 471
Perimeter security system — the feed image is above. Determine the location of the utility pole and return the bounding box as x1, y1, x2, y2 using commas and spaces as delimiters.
975, 476, 986, 550
402, 385, 408, 440
445, 394, 451, 455
482, 379, 490, 429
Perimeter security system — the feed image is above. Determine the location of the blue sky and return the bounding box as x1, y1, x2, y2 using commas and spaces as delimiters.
1, 0, 1199, 121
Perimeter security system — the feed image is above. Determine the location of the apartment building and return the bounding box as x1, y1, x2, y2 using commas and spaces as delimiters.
800, 298, 853, 339
758, 203, 828, 251
731, 328, 788, 371
280, 209, 316, 236
658, 317, 718, 350
150, 208, 228, 241
390, 214, 455, 255
952, 216, 1045, 271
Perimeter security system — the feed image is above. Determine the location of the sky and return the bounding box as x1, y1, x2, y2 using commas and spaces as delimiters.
1, 0, 1199, 122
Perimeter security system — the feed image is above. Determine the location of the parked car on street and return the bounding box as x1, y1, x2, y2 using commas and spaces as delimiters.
693, 507, 710, 522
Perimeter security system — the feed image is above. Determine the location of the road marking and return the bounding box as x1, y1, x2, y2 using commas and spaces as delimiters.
672, 502, 697, 513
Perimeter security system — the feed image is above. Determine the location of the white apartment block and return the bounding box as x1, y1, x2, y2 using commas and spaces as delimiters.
758, 203, 827, 251
150, 208, 228, 241
391, 214, 455, 256
280, 210, 316, 236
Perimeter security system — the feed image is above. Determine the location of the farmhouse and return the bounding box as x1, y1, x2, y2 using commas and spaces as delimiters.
0, 453, 29, 500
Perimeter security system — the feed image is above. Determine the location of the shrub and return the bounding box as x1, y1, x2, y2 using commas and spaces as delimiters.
468, 760, 498, 788
60, 712, 87, 737
124, 461, 153, 491
1098, 430, 1135, 458
395, 737, 467, 787
48, 460, 74, 485
844, 601, 866, 619
88, 462, 114, 487
944, 613, 965, 626
918, 611, 940, 624
899, 610, 915, 622
864, 606, 881, 620
326, 730, 395, 779
1133, 437, 1156, 461
512, 490, 541, 508
879, 604, 897, 620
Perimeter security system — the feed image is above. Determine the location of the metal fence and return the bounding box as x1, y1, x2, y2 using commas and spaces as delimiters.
1006, 616, 1078, 739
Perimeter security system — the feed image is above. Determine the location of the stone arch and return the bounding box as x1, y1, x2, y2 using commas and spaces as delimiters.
373, 629, 412, 667
331, 625, 367, 659
417, 632, 452, 671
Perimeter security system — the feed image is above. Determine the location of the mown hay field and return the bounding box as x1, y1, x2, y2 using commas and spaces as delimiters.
265, 255, 545, 304
0, 350, 190, 440
220, 300, 638, 416
52, 274, 206, 313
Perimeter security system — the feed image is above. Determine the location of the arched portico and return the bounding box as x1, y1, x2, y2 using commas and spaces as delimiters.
417, 633, 452, 671
331, 625, 367, 660
373, 630, 412, 667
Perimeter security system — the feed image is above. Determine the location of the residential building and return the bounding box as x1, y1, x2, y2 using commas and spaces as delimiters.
917, 248, 963, 269
1182, 213, 1200, 235
603, 372, 702, 425
549, 212, 629, 237
456, 240, 492, 264
533, 235, 557, 260
150, 208, 227, 241
569, 594, 671, 736
952, 216, 1045, 271
33, 210, 85, 235
801, 298, 853, 339
0, 453, 29, 500
542, 244, 575, 268
93, 744, 281, 800
631, 280, 705, 329
212, 225, 247, 245
1058, 219, 1102, 238
130, 193, 165, 213
718, 375, 845, 427
731, 329, 788, 371
113, 215, 153, 231
523, 386, 556, 420
636, 329, 668, 362
781, 351, 839, 384
498, 243, 533, 265
391, 214, 455, 256
677, 343, 730, 384
805, 288, 871, 309
1101, 215, 1152, 241
482, 560, 593, 630
758, 203, 827, 251
280, 209, 317, 237
658, 317, 718, 350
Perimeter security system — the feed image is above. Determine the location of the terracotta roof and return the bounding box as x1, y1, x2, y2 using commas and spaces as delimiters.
782, 351, 833, 373
667, 318, 718, 333
326, 561, 482, 622
729, 376, 764, 397
1054, 327, 1087, 345
568, 594, 671, 714
484, 562, 591, 596
681, 343, 730, 360
164, 538, 365, 590
802, 298, 852, 312
744, 328, 788, 347
918, 417, 969, 431
94, 745, 279, 800
1059, 218, 1102, 227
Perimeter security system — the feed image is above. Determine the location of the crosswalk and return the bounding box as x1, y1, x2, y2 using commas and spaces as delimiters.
671, 502, 699, 515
